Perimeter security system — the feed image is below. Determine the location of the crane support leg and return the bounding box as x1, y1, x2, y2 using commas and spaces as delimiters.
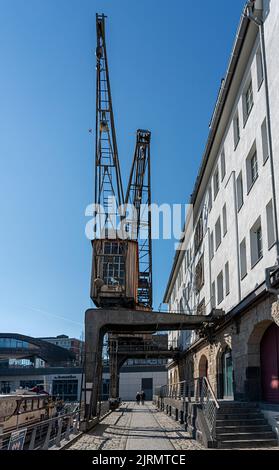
83, 321, 104, 427
82, 308, 224, 430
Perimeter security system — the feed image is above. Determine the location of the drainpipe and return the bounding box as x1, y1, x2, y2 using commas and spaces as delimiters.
245, 1, 279, 296
225, 171, 241, 303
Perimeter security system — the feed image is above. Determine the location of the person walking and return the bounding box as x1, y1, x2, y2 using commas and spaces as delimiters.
140, 390, 145, 405
136, 392, 141, 405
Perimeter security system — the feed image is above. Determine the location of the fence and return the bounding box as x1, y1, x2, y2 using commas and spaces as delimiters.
0, 400, 110, 450
157, 377, 219, 439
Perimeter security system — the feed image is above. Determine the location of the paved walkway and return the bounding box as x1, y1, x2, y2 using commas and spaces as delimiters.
68, 402, 203, 451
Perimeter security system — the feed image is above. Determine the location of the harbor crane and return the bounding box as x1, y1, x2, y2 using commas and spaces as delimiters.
91, 14, 152, 311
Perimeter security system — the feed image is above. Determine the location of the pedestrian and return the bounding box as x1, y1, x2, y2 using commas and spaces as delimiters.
136, 392, 141, 404
140, 390, 145, 405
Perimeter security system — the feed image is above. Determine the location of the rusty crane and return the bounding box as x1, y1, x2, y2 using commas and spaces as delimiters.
91, 14, 152, 311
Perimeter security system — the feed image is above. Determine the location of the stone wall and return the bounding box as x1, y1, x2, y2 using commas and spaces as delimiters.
167, 295, 279, 402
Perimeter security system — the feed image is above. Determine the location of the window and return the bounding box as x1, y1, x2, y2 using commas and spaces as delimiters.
194, 213, 204, 254
217, 271, 224, 304
210, 231, 214, 260
211, 281, 216, 309
208, 185, 212, 212
197, 298, 206, 316
266, 200, 275, 249
186, 249, 190, 269
261, 118, 269, 163
214, 166, 220, 199
215, 217, 222, 250
225, 262, 230, 296
251, 152, 258, 184
243, 79, 254, 123
240, 238, 247, 279
184, 253, 187, 273
236, 171, 244, 211
256, 47, 264, 88
53, 379, 78, 401
102, 242, 125, 286
222, 204, 227, 236
250, 217, 263, 267
233, 112, 240, 149
195, 255, 204, 292
246, 143, 258, 192
221, 149, 226, 181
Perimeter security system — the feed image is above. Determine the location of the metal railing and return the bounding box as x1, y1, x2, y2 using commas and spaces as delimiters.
157, 377, 219, 439
0, 400, 110, 450
199, 377, 220, 438
0, 409, 80, 450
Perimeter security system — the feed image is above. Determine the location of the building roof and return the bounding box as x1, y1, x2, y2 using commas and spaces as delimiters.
0, 333, 75, 364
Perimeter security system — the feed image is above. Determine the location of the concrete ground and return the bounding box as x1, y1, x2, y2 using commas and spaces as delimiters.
67, 402, 203, 451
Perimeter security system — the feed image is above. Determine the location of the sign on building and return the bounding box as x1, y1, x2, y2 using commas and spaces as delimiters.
8, 428, 27, 450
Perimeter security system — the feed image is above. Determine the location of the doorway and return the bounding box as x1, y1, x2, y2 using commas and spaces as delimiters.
141, 378, 153, 400
260, 323, 279, 403
222, 349, 233, 399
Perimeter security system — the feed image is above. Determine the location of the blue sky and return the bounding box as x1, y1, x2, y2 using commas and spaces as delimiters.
0, 0, 245, 338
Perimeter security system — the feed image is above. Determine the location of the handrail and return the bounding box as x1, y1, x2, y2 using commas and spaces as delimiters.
157, 378, 219, 440
203, 377, 219, 409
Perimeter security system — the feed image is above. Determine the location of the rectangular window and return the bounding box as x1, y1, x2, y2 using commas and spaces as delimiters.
208, 185, 212, 212
186, 249, 190, 269
214, 166, 220, 199
194, 213, 204, 254
215, 217, 222, 250
236, 171, 244, 211
243, 79, 254, 123
210, 231, 214, 260
256, 47, 264, 88
221, 149, 226, 181
246, 143, 258, 192
261, 118, 269, 163
217, 270, 224, 305
233, 112, 240, 149
266, 200, 275, 249
251, 152, 258, 184
195, 255, 204, 292
102, 242, 125, 286
197, 298, 206, 316
222, 204, 227, 236
250, 217, 263, 267
211, 281, 216, 309
240, 238, 247, 279
225, 262, 230, 296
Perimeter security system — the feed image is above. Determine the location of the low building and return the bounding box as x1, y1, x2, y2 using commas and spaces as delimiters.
0, 333, 167, 401
39, 335, 84, 365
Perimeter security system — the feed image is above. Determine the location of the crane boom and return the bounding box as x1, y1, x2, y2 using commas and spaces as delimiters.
95, 14, 124, 237
125, 130, 152, 308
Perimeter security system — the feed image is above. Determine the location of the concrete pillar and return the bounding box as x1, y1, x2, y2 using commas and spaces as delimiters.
109, 353, 120, 399
84, 312, 104, 424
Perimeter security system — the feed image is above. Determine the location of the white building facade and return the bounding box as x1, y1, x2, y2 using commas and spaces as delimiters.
164, 0, 279, 419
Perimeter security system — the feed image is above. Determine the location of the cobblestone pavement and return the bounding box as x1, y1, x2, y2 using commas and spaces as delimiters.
68, 402, 203, 451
